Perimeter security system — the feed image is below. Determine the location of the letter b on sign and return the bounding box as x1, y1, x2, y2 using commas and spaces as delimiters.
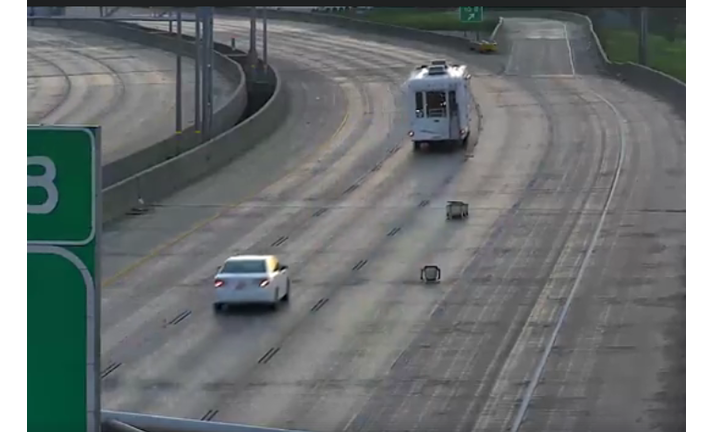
28, 156, 59, 215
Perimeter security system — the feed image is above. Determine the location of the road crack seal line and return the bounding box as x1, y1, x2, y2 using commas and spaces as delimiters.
200, 409, 219, 422
101, 362, 122, 379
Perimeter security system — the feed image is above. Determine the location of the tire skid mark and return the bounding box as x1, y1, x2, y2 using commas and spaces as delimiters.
27, 51, 72, 122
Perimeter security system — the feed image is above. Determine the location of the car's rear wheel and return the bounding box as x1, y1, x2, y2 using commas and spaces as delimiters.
282, 279, 291, 302
213, 303, 225, 313
270, 287, 280, 311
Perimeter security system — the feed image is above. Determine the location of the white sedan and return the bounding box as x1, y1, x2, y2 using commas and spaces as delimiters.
213, 254, 291, 312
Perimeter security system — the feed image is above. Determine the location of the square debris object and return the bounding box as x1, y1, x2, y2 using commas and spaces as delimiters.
446, 201, 469, 220
421, 265, 441, 283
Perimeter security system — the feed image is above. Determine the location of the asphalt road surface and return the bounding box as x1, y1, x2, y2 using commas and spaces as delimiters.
100, 15, 685, 432
27, 26, 234, 165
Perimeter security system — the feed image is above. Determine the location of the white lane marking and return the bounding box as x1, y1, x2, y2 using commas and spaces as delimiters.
562, 22, 576, 76
504, 40, 517, 76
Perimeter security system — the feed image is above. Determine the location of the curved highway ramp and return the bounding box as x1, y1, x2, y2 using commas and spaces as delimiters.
27, 25, 234, 166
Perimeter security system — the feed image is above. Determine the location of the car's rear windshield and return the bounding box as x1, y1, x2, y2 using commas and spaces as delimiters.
221, 259, 267, 274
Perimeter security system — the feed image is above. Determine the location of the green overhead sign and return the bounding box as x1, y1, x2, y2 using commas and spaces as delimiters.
27, 125, 102, 432
459, 6, 484, 23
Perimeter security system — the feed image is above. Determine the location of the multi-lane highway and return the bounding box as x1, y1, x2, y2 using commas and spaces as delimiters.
27, 26, 235, 165
99, 14, 685, 432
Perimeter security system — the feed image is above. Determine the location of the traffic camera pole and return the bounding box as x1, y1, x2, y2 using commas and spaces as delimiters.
200, 7, 211, 138
250, 7, 257, 55
194, 7, 202, 135
175, 9, 183, 134
263, 7, 268, 73
207, 8, 215, 137
639, 7, 649, 66
201, 7, 208, 138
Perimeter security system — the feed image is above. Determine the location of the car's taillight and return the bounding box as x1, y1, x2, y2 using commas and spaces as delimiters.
214, 279, 224, 288
259, 279, 270, 288
408, 130, 414, 137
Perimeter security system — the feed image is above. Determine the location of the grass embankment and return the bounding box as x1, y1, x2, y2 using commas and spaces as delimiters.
598, 29, 685, 82
335, 8, 498, 35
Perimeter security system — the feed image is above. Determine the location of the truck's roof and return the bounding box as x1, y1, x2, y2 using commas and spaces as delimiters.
408, 64, 467, 81
405, 76, 467, 92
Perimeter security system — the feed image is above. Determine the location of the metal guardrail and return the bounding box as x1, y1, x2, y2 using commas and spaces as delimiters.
102, 411, 313, 432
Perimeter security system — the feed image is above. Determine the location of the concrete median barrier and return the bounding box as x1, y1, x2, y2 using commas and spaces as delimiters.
607, 62, 685, 115
31, 18, 248, 186
492, 9, 685, 117
555, 11, 685, 117
102, 60, 286, 223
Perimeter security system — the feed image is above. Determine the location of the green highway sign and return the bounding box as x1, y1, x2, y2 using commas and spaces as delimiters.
459, 6, 484, 23
27, 128, 95, 244
27, 248, 97, 432
27, 126, 101, 432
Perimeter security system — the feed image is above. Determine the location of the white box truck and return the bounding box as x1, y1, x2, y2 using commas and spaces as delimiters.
403, 60, 474, 151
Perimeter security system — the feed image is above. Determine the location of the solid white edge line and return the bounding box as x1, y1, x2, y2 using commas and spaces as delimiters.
562, 22, 576, 76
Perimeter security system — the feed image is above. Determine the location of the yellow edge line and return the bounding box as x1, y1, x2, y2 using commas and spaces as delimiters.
102, 110, 351, 288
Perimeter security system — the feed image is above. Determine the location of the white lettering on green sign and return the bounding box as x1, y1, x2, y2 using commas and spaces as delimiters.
27, 156, 59, 215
